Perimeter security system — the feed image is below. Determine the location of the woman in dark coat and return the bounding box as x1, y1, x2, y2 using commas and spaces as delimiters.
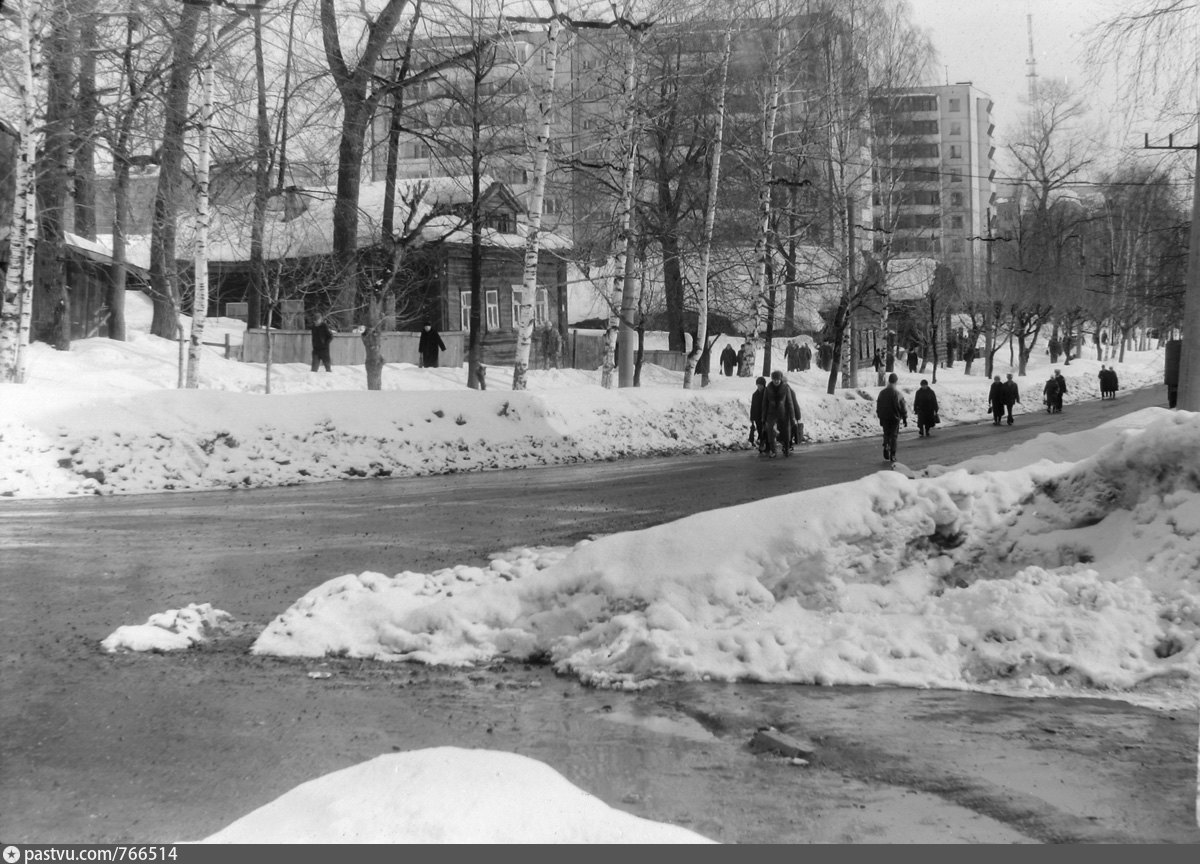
913, 379, 939, 437
720, 344, 738, 376
987, 375, 1006, 425
418, 321, 447, 368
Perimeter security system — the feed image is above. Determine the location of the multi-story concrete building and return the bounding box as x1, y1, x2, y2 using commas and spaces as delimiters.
872, 82, 997, 293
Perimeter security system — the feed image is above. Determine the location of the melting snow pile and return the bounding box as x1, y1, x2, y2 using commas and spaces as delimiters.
101, 603, 246, 653
199, 747, 714, 843
243, 410, 1200, 705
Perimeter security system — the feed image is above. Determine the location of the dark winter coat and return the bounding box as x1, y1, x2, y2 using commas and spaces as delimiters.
720, 345, 738, 375
988, 381, 1006, 409
1002, 379, 1020, 406
750, 387, 765, 422
419, 327, 447, 366
762, 380, 795, 427
876, 385, 907, 426
913, 386, 938, 426
310, 322, 334, 354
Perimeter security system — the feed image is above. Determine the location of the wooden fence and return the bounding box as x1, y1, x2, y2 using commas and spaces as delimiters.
240, 330, 465, 367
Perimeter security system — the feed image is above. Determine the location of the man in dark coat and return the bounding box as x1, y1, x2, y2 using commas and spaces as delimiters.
761, 370, 796, 458
310, 312, 336, 373
987, 375, 1006, 425
1052, 369, 1067, 412
876, 372, 908, 464
799, 343, 811, 371
720, 343, 738, 376
418, 321, 447, 368
907, 346, 919, 373
1002, 373, 1020, 424
913, 379, 938, 437
749, 376, 767, 452
1108, 366, 1119, 397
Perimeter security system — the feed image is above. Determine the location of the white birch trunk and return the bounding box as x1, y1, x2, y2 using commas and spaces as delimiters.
186, 4, 213, 389
751, 28, 784, 343
512, 9, 562, 391
684, 26, 733, 390
1, 0, 40, 384
603, 21, 641, 390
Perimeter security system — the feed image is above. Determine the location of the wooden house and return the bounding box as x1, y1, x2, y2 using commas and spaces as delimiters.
162, 177, 570, 366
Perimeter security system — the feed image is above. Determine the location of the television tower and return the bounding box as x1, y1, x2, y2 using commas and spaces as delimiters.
1025, 12, 1038, 103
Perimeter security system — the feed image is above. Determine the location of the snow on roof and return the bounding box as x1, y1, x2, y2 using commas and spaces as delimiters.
160, 176, 570, 264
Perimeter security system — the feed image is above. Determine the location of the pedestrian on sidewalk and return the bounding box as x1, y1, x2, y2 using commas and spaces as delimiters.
913, 379, 939, 437
988, 375, 1006, 425
876, 372, 908, 464
749, 376, 767, 453
1002, 373, 1020, 425
310, 312, 336, 373
761, 370, 796, 458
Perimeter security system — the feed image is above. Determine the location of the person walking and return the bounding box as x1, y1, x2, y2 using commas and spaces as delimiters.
418, 321, 447, 368
1043, 375, 1058, 413
309, 312, 336, 373
907, 346, 919, 373
1002, 373, 1020, 425
987, 375, 1006, 425
872, 349, 885, 386
1052, 369, 1067, 412
912, 379, 939, 438
749, 376, 767, 453
1108, 366, 1119, 398
876, 372, 908, 465
720, 343, 738, 376
783, 373, 803, 450
761, 370, 796, 458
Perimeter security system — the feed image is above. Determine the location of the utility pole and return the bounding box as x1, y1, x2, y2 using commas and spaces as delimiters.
1144, 132, 1200, 410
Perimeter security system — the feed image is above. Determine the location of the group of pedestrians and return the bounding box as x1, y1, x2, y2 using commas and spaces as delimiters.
1098, 365, 1120, 399
1043, 369, 1068, 413
987, 373, 1021, 425
750, 370, 803, 458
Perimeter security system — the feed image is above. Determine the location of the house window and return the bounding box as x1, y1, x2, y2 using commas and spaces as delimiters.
511, 287, 527, 329
949, 144, 962, 159
404, 142, 430, 159
948, 98, 961, 112
537, 288, 548, 323
949, 169, 961, 184
485, 290, 500, 330
951, 238, 964, 252
949, 121, 962, 136
950, 191, 963, 207
460, 291, 471, 330
950, 215, 963, 230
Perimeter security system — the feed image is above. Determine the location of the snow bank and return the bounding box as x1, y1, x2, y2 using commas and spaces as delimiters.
248, 411, 1200, 706
199, 748, 714, 843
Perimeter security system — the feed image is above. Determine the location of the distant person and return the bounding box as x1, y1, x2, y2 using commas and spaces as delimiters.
720, 343, 738, 376
1002, 373, 1020, 425
749, 376, 767, 453
783, 373, 803, 448
309, 312, 336, 373
1098, 365, 1109, 399
1108, 366, 1119, 397
876, 372, 908, 464
912, 379, 939, 438
799, 342, 812, 371
1053, 368, 1067, 412
907, 346, 919, 373
761, 370, 796, 458
737, 340, 753, 377
871, 349, 885, 385
987, 375, 1006, 425
419, 321, 446, 368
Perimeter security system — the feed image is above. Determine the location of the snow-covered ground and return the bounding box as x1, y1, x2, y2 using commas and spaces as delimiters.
0, 292, 1166, 498
5, 290, 1193, 842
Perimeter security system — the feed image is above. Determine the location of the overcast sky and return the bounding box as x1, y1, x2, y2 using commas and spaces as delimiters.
905, 0, 1135, 148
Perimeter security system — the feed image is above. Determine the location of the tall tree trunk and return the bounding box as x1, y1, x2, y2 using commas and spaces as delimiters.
607, 23, 642, 390
73, 1, 97, 241
186, 3, 214, 389
513, 12, 562, 391
149, 2, 201, 340
38, 0, 73, 351
0, 0, 39, 382
685, 25, 731, 390
751, 28, 783, 348
330, 115, 368, 327
249, 7, 271, 333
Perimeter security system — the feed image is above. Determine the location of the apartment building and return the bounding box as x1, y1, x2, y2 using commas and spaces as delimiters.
872, 82, 997, 293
